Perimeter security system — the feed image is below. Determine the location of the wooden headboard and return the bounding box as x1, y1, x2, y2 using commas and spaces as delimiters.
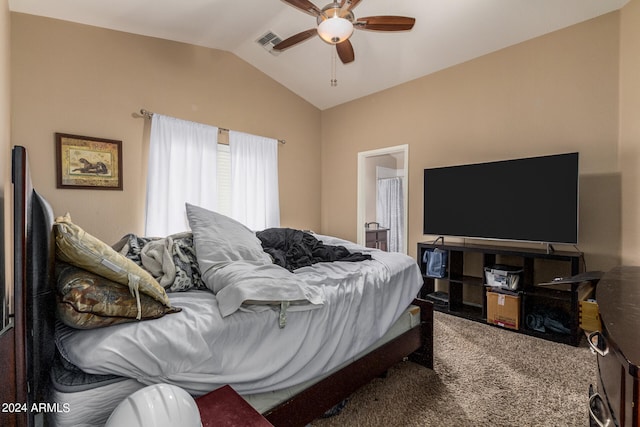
12, 146, 56, 427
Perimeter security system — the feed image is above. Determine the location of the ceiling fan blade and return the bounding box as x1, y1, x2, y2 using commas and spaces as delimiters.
282, 0, 322, 17
355, 16, 416, 31
336, 40, 355, 64
339, 0, 363, 11
273, 29, 317, 51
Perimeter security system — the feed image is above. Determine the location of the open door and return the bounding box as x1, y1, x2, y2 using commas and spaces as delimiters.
356, 145, 409, 254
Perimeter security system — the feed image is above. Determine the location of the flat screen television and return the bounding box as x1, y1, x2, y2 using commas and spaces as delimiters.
423, 152, 579, 244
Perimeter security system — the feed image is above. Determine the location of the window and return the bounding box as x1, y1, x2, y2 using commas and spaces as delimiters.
146, 114, 279, 235
217, 143, 231, 218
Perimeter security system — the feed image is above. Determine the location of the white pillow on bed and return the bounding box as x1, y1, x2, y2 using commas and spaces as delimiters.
212, 261, 324, 317
186, 203, 271, 275
186, 203, 324, 319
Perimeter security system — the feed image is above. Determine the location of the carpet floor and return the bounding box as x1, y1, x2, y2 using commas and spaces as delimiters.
311, 311, 597, 426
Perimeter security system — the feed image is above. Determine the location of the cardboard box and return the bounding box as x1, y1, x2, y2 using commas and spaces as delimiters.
579, 299, 601, 332
486, 291, 520, 330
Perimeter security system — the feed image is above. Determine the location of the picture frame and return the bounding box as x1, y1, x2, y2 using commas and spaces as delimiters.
55, 133, 123, 190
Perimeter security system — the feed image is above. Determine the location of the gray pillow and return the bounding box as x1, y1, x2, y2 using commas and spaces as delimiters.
211, 261, 324, 318
185, 203, 271, 280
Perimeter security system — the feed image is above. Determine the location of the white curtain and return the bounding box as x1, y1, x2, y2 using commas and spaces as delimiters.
377, 177, 404, 252
145, 114, 218, 236
229, 130, 280, 230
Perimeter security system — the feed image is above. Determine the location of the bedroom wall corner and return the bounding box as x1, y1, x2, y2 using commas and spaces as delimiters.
619, 0, 640, 265
320, 12, 622, 271
0, 1, 18, 425
10, 13, 322, 243
1, 0, 11, 317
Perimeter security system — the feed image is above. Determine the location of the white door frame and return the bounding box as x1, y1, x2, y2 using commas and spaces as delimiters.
356, 144, 409, 254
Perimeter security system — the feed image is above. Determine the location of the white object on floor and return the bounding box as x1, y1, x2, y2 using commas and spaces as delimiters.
105, 383, 202, 427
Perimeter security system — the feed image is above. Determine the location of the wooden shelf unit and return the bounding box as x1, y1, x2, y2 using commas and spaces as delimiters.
417, 241, 584, 345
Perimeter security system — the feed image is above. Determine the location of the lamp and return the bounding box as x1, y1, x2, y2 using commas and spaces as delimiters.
316, 3, 354, 45
317, 16, 354, 44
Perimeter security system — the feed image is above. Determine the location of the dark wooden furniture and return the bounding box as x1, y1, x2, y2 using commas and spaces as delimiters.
3, 146, 56, 427
264, 298, 433, 427
0, 326, 17, 427
197, 385, 274, 426
8, 145, 434, 427
365, 228, 388, 251
417, 241, 585, 345
589, 266, 640, 427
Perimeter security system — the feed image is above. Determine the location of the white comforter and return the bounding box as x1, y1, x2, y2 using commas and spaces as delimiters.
55, 236, 421, 396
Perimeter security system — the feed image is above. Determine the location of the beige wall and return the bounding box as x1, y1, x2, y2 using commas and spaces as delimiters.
10, 13, 321, 243
9, 7, 637, 269
321, 12, 622, 271
1, 0, 10, 303
620, 0, 640, 265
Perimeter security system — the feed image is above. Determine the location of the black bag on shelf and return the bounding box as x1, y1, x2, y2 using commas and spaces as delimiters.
422, 248, 448, 278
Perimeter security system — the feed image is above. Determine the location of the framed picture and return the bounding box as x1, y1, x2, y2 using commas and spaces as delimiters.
55, 133, 123, 190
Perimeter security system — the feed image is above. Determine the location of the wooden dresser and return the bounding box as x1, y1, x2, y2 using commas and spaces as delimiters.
589, 266, 640, 427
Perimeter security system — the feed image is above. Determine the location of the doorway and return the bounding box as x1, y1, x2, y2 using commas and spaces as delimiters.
357, 145, 409, 254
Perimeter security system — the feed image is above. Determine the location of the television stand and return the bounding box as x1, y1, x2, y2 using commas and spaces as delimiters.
417, 241, 591, 346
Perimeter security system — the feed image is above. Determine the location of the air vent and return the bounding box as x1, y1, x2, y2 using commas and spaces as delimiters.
256, 31, 283, 55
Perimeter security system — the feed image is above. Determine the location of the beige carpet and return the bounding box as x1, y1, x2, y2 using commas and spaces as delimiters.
312, 311, 596, 426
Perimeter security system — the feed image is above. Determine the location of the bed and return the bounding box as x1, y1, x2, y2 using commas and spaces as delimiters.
11, 145, 433, 427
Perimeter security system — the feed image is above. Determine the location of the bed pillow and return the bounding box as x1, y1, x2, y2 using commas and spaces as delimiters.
56, 263, 181, 329
212, 261, 324, 319
185, 203, 271, 280
54, 213, 171, 317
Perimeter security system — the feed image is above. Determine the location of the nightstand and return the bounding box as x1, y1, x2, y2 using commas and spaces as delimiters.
196, 385, 273, 427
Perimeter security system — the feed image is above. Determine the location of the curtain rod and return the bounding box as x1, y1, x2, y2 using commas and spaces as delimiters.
139, 109, 285, 144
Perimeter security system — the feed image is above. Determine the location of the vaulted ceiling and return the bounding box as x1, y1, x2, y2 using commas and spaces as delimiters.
9, 0, 629, 109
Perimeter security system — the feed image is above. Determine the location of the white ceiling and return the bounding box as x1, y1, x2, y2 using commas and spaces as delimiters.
9, 0, 629, 110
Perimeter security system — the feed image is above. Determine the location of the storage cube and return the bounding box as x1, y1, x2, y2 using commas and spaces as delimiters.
486, 291, 520, 330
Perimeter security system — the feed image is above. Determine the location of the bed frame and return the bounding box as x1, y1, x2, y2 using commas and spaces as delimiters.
12, 146, 57, 427
264, 298, 433, 427
11, 145, 433, 427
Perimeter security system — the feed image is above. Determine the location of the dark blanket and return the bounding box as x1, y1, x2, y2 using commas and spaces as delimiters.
256, 228, 372, 272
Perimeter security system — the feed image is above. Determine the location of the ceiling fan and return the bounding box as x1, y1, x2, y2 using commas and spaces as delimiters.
273, 0, 416, 64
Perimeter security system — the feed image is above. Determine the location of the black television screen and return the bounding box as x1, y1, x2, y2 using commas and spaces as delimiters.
423, 153, 579, 244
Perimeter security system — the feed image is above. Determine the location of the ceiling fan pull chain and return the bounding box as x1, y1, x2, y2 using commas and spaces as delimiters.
331, 48, 338, 87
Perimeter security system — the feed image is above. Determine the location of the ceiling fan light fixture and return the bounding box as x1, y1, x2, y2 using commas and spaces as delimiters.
317, 17, 354, 44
